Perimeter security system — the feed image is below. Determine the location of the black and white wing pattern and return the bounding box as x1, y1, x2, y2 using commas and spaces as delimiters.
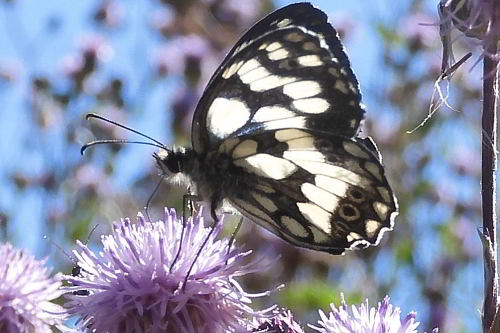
217, 129, 396, 254
158, 3, 398, 255
191, 2, 364, 152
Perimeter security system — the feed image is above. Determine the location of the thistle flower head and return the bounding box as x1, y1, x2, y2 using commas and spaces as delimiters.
0, 242, 66, 333
249, 309, 305, 333
63, 207, 271, 333
310, 295, 438, 333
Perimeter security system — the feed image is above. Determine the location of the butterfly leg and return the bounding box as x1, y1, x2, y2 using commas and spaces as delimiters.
226, 217, 243, 264
186, 186, 196, 217
170, 191, 199, 273
182, 198, 219, 291
145, 175, 165, 222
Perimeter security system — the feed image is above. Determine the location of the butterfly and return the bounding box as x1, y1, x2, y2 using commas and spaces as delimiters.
118, 3, 398, 255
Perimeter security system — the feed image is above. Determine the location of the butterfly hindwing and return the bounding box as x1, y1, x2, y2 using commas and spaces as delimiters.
192, 3, 364, 153
219, 129, 397, 254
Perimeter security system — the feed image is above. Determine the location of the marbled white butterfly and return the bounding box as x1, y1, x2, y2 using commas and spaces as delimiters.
153, 3, 398, 255
85, 3, 398, 255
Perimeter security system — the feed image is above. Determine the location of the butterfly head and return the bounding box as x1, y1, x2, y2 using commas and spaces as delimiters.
154, 147, 192, 175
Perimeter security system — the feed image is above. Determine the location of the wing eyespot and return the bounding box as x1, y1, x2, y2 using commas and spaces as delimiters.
339, 203, 360, 222
347, 188, 365, 203
331, 220, 349, 238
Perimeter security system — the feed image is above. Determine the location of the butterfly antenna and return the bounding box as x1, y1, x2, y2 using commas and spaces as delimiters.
81, 139, 166, 155
82, 113, 170, 154
85, 113, 166, 147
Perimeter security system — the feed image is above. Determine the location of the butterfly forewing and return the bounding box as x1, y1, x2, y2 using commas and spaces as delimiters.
192, 3, 364, 153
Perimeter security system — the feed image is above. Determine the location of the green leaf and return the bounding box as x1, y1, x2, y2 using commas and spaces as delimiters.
280, 280, 340, 314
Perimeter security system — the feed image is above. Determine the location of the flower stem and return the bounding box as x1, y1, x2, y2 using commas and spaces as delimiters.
481, 17, 499, 332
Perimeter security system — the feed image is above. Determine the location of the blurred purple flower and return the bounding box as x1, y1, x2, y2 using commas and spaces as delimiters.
74, 164, 115, 197
171, 85, 199, 135
250, 309, 305, 333
79, 34, 114, 63
151, 35, 211, 77
0, 58, 23, 83
327, 11, 358, 41
61, 54, 86, 78
94, 0, 124, 28
220, 0, 260, 25
400, 13, 437, 50
151, 7, 175, 37
0, 243, 66, 333
454, 217, 482, 258
61, 34, 113, 90
309, 295, 438, 333
62, 207, 271, 333
449, 145, 481, 175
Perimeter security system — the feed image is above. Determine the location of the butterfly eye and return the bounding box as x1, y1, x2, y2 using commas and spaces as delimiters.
155, 150, 183, 174
166, 157, 182, 173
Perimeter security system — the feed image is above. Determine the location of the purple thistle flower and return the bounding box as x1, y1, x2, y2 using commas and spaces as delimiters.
62, 208, 272, 333
249, 309, 305, 333
0, 243, 66, 333
309, 295, 438, 333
